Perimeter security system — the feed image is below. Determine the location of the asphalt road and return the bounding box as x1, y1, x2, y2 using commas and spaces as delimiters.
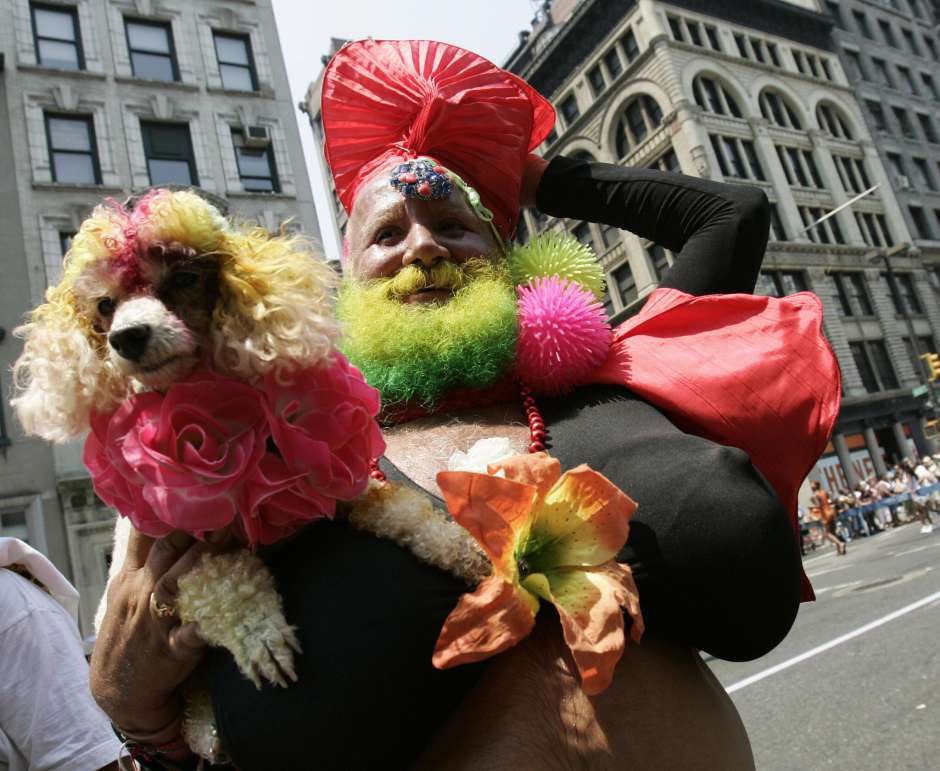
707, 521, 940, 771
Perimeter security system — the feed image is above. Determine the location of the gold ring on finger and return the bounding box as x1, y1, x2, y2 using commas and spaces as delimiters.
149, 591, 177, 619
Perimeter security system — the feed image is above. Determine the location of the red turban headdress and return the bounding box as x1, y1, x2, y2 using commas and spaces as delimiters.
321, 39, 556, 239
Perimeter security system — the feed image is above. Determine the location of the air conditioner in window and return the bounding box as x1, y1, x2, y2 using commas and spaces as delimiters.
894, 174, 911, 190
244, 125, 272, 148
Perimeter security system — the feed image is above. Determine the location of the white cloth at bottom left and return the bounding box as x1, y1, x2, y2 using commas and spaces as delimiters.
0, 538, 121, 771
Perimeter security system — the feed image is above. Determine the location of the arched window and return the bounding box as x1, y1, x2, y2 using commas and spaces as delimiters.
615, 95, 663, 159
816, 102, 854, 140
692, 75, 742, 118
758, 89, 802, 130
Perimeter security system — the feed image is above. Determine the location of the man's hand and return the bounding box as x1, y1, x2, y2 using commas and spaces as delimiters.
519, 154, 549, 209
89, 526, 230, 735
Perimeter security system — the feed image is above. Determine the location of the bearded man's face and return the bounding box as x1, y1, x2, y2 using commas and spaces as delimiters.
337, 172, 517, 407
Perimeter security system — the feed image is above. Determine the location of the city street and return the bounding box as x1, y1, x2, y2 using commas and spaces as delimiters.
708, 522, 940, 770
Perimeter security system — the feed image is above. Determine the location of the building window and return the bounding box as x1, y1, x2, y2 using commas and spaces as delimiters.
878, 19, 897, 48
843, 48, 863, 80
612, 261, 637, 306
45, 114, 100, 184
925, 36, 939, 62
759, 90, 801, 129
893, 107, 916, 139
911, 157, 936, 191
801, 207, 844, 244
917, 113, 938, 144
667, 15, 684, 42
602, 48, 622, 79
59, 231, 75, 256
854, 211, 892, 248
866, 100, 887, 132
587, 65, 605, 97
213, 32, 257, 92
571, 221, 594, 249
614, 95, 662, 159
710, 135, 765, 181
909, 205, 931, 239
648, 244, 672, 281
756, 270, 806, 297
621, 30, 639, 63
871, 57, 892, 87
560, 94, 580, 125
921, 73, 939, 100
768, 203, 787, 241
832, 272, 873, 316
141, 121, 197, 186
705, 25, 721, 51
834, 155, 872, 194
816, 103, 853, 139
897, 65, 917, 96
852, 10, 872, 38
31, 3, 83, 70
883, 271, 924, 315
777, 146, 823, 188
599, 223, 621, 250
232, 129, 279, 192
693, 76, 741, 117
850, 340, 899, 393
0, 509, 30, 542
125, 19, 178, 82
648, 148, 679, 173
901, 28, 921, 56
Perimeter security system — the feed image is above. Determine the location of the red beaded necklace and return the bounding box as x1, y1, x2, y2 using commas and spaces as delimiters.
368, 381, 547, 483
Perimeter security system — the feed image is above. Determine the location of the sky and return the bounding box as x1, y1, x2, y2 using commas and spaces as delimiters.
271, 0, 538, 261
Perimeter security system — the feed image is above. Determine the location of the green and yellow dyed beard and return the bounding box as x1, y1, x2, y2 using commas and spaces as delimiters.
337, 259, 518, 409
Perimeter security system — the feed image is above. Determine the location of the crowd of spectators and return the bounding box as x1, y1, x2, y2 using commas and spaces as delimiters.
801, 455, 939, 554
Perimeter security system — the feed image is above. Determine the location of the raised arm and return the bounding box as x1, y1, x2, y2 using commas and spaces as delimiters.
532, 155, 771, 296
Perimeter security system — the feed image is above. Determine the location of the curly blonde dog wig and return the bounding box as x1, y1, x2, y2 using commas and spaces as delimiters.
13, 188, 338, 441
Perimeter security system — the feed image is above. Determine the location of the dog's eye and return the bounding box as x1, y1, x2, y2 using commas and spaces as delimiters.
169, 271, 199, 290
97, 298, 116, 317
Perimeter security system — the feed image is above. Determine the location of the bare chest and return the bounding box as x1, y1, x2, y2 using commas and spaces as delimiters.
382, 403, 530, 496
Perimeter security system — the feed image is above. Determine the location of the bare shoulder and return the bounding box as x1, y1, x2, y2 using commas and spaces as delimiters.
415, 616, 754, 771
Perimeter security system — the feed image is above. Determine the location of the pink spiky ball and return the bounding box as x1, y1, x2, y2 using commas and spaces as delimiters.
516, 276, 612, 395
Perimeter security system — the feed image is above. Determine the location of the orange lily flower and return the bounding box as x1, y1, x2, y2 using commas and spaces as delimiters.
433, 452, 643, 695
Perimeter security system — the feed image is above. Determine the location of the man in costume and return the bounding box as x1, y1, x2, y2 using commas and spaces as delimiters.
91, 40, 839, 769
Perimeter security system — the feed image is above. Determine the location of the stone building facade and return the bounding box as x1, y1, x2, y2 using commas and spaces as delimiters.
504, 0, 940, 496
0, 0, 318, 634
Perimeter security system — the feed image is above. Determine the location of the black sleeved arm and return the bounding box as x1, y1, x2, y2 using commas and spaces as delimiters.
544, 385, 801, 663
535, 155, 771, 296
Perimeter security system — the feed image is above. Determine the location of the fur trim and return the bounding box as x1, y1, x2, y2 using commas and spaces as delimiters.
348, 480, 491, 585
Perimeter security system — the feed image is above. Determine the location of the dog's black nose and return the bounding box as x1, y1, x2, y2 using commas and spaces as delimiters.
109, 325, 152, 361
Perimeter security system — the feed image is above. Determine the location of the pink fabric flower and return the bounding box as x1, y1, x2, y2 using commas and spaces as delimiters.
99, 370, 269, 538
261, 353, 385, 503
84, 407, 167, 535
84, 356, 385, 546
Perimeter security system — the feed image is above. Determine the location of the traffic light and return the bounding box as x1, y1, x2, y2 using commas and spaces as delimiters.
920, 352, 940, 381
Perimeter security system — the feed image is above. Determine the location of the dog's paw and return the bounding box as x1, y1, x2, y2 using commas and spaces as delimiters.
176, 549, 301, 689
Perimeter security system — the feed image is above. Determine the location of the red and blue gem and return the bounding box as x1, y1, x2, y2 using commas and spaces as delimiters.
390, 159, 453, 200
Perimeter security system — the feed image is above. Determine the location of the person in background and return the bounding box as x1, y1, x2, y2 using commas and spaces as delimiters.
0, 537, 121, 770
811, 480, 845, 555
909, 457, 936, 534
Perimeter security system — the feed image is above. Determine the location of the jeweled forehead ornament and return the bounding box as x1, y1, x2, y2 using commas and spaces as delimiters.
389, 159, 454, 200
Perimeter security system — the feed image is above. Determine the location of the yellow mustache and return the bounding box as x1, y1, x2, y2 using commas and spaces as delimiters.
382, 258, 501, 300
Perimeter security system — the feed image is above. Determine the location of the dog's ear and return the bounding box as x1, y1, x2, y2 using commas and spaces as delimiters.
11, 304, 124, 442
212, 230, 339, 379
